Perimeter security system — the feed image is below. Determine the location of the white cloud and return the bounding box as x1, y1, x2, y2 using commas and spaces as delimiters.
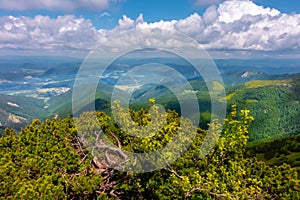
174, 13, 204, 38
0, 15, 98, 54
203, 5, 218, 24
0, 0, 300, 57
100, 12, 110, 17
0, 0, 113, 12
217, 0, 280, 23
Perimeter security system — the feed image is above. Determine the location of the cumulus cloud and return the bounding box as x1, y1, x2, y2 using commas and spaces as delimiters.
217, 0, 280, 23
1, 0, 300, 57
0, 15, 98, 55
100, 0, 300, 53
0, 0, 114, 12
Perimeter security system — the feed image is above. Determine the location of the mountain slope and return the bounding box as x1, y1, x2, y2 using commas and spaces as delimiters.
221, 70, 299, 86
0, 94, 48, 131
225, 77, 300, 142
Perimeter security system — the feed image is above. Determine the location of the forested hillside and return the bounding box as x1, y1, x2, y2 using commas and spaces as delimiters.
225, 77, 300, 143
1, 72, 300, 145
246, 134, 300, 176
1, 103, 299, 199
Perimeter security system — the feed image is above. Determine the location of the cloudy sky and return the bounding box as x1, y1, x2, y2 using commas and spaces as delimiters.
0, 0, 300, 58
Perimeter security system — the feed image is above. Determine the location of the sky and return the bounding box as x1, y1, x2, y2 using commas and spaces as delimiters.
0, 0, 300, 58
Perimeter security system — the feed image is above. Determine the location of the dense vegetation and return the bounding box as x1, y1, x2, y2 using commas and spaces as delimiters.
0, 117, 102, 199
2, 74, 300, 145
1, 102, 299, 199
246, 134, 300, 176
0, 94, 47, 121
226, 79, 300, 143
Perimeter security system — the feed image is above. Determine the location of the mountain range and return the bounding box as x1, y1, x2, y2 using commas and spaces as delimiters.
0, 57, 300, 143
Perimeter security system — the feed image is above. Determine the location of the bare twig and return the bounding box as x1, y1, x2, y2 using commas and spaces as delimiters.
164, 162, 182, 179
108, 129, 122, 148
79, 153, 89, 165
96, 143, 128, 160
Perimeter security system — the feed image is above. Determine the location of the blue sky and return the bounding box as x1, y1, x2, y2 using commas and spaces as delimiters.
1, 0, 299, 29
98, 0, 300, 29
0, 0, 299, 58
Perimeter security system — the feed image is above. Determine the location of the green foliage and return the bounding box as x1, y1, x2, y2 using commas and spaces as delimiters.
0, 94, 47, 120
227, 84, 300, 142
94, 102, 299, 199
0, 117, 101, 199
0, 101, 299, 199
246, 134, 300, 176
244, 80, 288, 88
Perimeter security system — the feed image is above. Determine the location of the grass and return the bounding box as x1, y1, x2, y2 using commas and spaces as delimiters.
244, 80, 289, 88
245, 99, 258, 103
220, 92, 236, 101
212, 80, 225, 91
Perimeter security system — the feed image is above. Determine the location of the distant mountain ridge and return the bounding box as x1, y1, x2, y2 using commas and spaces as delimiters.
221, 70, 300, 86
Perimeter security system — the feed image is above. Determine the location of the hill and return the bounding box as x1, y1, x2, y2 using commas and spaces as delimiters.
246, 134, 300, 176
225, 76, 300, 142
0, 94, 48, 133
221, 70, 299, 86
0, 55, 300, 144
124, 74, 300, 142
